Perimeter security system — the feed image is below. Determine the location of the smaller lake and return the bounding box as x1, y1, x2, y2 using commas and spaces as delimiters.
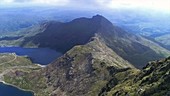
0, 47, 62, 65
0, 82, 33, 96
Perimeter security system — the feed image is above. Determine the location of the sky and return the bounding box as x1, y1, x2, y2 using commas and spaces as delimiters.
0, 0, 170, 12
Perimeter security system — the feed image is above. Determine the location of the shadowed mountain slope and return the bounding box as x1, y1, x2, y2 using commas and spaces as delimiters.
19, 15, 170, 68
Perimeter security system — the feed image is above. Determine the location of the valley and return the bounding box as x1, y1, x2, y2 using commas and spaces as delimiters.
0, 4, 169, 96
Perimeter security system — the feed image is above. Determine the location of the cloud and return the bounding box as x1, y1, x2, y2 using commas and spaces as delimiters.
13, 0, 32, 3
0, 0, 169, 12
0, 0, 13, 4
106, 0, 170, 11
71, 0, 99, 4
61, 0, 111, 9
32, 0, 69, 5
0, 0, 69, 6
0, 0, 104, 6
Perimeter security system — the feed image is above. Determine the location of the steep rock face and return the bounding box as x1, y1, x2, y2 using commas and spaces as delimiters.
44, 37, 135, 96
104, 56, 170, 96
137, 57, 170, 96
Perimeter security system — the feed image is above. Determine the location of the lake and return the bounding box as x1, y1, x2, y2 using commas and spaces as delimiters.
0, 82, 33, 96
0, 47, 62, 65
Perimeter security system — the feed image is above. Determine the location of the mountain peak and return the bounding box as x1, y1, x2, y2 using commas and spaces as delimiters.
92, 14, 104, 19
92, 14, 110, 22
92, 14, 112, 25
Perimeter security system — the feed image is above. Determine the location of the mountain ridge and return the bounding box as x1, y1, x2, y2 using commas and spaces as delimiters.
3, 37, 137, 96
20, 15, 170, 68
0, 15, 170, 68
3, 42, 170, 96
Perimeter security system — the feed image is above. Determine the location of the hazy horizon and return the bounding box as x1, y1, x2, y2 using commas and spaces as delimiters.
0, 0, 170, 13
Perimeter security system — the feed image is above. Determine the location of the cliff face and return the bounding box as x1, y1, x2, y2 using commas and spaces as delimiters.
103, 57, 170, 96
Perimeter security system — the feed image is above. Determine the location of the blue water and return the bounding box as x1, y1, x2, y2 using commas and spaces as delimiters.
0, 82, 33, 96
0, 47, 62, 65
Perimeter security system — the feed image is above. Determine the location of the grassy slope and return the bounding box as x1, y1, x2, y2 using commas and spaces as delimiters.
1, 43, 170, 96
105, 57, 170, 96
2, 38, 136, 96
0, 24, 46, 47
0, 53, 48, 96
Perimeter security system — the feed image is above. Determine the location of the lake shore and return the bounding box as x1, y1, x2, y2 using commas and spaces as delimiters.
0, 80, 35, 96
